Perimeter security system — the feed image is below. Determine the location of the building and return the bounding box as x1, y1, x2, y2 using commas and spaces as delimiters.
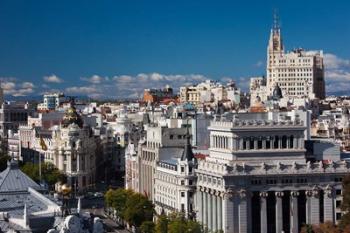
195, 111, 345, 233
37, 93, 65, 111
0, 101, 32, 139
29, 102, 96, 191
137, 124, 188, 200
143, 85, 175, 103
266, 15, 325, 99
249, 76, 268, 106
154, 129, 197, 218
0, 160, 60, 232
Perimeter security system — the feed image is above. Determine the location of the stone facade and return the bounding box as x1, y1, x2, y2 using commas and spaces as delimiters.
195, 111, 345, 233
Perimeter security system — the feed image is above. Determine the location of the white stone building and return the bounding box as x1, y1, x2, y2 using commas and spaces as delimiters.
195, 111, 345, 233
266, 16, 325, 99
154, 130, 197, 218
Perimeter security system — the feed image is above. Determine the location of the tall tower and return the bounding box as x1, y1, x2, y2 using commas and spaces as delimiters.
267, 11, 284, 96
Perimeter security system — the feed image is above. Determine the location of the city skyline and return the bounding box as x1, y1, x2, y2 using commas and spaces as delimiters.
0, 0, 349, 98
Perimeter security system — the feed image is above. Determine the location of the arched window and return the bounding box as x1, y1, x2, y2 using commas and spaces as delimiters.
282, 135, 287, 149
274, 136, 279, 149
289, 135, 294, 148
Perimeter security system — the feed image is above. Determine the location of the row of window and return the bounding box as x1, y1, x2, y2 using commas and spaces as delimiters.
198, 175, 222, 186
251, 177, 308, 185
242, 135, 295, 150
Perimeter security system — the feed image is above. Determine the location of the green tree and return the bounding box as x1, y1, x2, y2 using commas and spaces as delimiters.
155, 214, 168, 233
105, 188, 134, 219
20, 162, 66, 188
124, 192, 154, 227
140, 221, 155, 233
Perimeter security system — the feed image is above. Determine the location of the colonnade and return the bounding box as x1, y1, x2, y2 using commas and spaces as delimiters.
197, 187, 336, 233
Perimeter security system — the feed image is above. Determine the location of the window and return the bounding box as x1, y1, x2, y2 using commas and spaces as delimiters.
170, 135, 174, 139
336, 200, 342, 208
189, 180, 193, 185
181, 192, 185, 197
189, 167, 192, 173
337, 213, 342, 220
282, 136, 287, 149
336, 189, 342, 196
181, 180, 185, 185
266, 137, 271, 149
274, 136, 279, 149
181, 167, 184, 173
249, 137, 254, 150
289, 136, 294, 148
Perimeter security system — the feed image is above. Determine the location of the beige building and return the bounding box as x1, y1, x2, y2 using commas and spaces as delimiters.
266, 18, 325, 100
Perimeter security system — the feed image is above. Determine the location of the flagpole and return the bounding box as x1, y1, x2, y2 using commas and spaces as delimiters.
39, 152, 42, 185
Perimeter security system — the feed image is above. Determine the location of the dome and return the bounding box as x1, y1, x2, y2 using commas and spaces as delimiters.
272, 84, 283, 100
62, 103, 83, 128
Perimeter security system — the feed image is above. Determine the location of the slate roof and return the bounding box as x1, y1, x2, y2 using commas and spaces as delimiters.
0, 160, 41, 193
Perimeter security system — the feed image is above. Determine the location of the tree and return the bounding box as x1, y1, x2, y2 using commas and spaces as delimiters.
20, 162, 66, 188
155, 214, 168, 233
140, 221, 155, 233
341, 174, 350, 230
124, 192, 154, 227
167, 213, 202, 233
105, 188, 134, 219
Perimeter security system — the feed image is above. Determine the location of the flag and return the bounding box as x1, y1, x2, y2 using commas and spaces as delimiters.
40, 136, 48, 151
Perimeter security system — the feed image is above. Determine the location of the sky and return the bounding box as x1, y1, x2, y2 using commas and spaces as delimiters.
0, 0, 349, 99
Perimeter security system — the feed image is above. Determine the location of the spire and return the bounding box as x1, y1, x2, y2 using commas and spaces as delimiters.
268, 9, 283, 53
273, 9, 280, 32
181, 121, 195, 161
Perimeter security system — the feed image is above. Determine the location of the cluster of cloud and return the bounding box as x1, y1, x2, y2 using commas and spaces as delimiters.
64, 73, 210, 99
324, 53, 350, 93
0, 78, 35, 97
0, 72, 251, 99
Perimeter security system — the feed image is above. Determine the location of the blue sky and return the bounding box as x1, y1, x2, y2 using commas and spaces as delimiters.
0, 0, 349, 98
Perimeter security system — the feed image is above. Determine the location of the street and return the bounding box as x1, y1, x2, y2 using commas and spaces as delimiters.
81, 197, 129, 233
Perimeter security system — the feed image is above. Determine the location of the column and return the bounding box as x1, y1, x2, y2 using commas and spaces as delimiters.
290, 191, 299, 233
260, 192, 268, 233
306, 189, 320, 225
275, 191, 284, 233
223, 190, 235, 233
218, 194, 223, 231
212, 192, 217, 232
208, 190, 212, 230
238, 190, 250, 233
203, 190, 208, 227
198, 188, 203, 223
324, 186, 335, 223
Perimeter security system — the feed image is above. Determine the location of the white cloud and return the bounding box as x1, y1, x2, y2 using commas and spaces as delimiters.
81, 75, 106, 84
65, 86, 98, 95
324, 53, 350, 93
0, 79, 35, 96
21, 82, 35, 89
43, 74, 63, 83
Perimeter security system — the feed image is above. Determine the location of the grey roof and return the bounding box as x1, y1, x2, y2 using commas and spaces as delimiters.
0, 161, 40, 193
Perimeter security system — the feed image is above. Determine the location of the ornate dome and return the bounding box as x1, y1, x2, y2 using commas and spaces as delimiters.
272, 84, 283, 100
62, 103, 83, 128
